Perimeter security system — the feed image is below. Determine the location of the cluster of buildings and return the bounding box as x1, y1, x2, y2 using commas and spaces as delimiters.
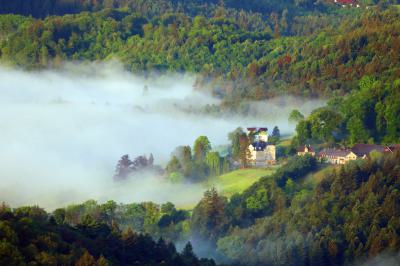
298, 144, 400, 165
242, 126, 398, 168
333, 0, 361, 8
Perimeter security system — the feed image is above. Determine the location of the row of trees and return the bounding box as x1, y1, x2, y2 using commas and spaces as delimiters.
53, 200, 190, 242
291, 76, 400, 147
3, 151, 399, 265
216, 151, 400, 265
0, 0, 325, 19
166, 136, 230, 182
2, 6, 399, 101
166, 126, 281, 182
114, 153, 155, 180
0, 202, 215, 265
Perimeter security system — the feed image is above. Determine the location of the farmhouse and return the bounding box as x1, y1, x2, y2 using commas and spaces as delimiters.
247, 127, 276, 167
297, 145, 316, 156
317, 143, 400, 165
318, 148, 358, 165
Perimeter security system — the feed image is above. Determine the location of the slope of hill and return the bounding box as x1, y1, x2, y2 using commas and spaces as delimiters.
215, 151, 400, 265
206, 168, 276, 198
1, 6, 399, 101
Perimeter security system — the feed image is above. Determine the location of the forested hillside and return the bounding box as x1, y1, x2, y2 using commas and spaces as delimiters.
0, 203, 215, 265
1, 1, 400, 265
0, 0, 324, 18
0, 4, 399, 100
4, 152, 398, 265
215, 151, 400, 265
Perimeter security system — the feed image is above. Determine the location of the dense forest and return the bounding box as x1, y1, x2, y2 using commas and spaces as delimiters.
2, 152, 399, 265
0, 202, 216, 265
215, 151, 400, 265
0, 1, 399, 100
1, 1, 400, 265
290, 76, 400, 147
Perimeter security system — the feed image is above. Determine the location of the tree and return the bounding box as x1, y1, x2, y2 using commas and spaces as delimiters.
280, 9, 289, 34
148, 153, 154, 166
270, 12, 280, 39
75, 250, 97, 266
191, 188, 228, 241
166, 156, 182, 175
205, 152, 221, 177
239, 135, 251, 168
52, 208, 66, 224
181, 242, 199, 266
193, 136, 211, 163
270, 126, 281, 144
289, 109, 305, 123
181, 146, 194, 177
308, 107, 343, 142
0, 241, 24, 265
97, 255, 109, 266
114, 154, 133, 180
228, 127, 244, 160
272, 126, 280, 138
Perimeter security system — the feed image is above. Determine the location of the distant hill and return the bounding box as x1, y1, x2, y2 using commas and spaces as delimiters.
0, 0, 325, 18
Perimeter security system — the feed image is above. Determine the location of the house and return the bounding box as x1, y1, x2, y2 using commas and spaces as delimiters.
318, 148, 358, 165
246, 127, 276, 167
297, 145, 315, 156
317, 143, 399, 165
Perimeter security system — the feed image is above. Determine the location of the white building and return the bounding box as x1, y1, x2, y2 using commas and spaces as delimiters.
246, 127, 276, 167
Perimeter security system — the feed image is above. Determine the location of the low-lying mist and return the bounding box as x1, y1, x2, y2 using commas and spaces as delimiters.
0, 62, 325, 210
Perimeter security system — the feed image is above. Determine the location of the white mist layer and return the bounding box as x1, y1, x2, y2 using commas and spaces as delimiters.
0, 63, 325, 210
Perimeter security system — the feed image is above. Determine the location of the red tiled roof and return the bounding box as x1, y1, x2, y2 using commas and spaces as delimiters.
297, 145, 315, 153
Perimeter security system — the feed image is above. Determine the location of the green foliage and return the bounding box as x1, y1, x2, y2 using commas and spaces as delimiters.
193, 136, 212, 163
166, 156, 182, 175
217, 151, 400, 265
292, 76, 400, 145
205, 151, 222, 177
191, 188, 228, 241
289, 109, 305, 123
207, 168, 275, 198
228, 127, 244, 160
1, 6, 399, 101
224, 154, 317, 225
0, 204, 214, 265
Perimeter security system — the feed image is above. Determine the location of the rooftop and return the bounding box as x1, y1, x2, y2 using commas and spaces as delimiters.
251, 141, 273, 151
351, 144, 385, 156
247, 127, 268, 133
318, 148, 352, 157
297, 145, 315, 153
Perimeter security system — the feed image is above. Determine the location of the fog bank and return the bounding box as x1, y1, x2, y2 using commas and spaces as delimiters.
0, 62, 324, 210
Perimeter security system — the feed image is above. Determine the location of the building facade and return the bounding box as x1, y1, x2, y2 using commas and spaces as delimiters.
318, 149, 357, 164
246, 127, 276, 167
297, 145, 316, 157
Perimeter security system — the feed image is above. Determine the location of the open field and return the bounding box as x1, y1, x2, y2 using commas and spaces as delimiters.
206, 168, 277, 198
177, 168, 276, 210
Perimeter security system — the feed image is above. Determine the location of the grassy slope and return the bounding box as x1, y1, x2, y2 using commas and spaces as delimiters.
206, 168, 277, 198
179, 168, 276, 210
